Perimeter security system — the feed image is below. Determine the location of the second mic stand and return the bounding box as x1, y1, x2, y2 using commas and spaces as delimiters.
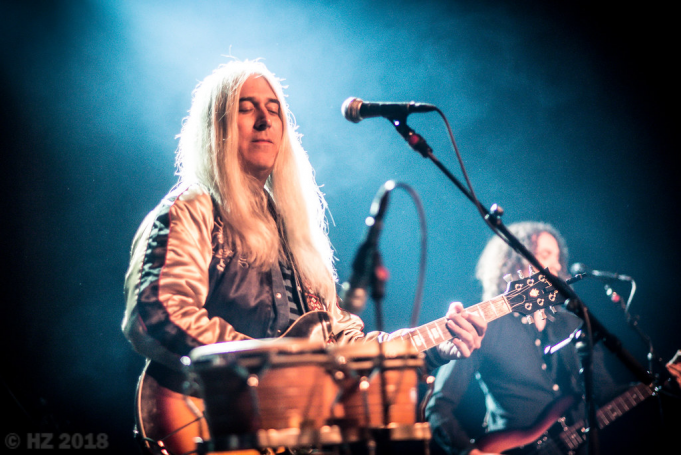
369, 251, 392, 431
604, 283, 663, 383
389, 115, 655, 455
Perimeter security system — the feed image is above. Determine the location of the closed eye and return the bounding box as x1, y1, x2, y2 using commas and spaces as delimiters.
239, 100, 254, 113
239, 98, 280, 116
266, 101, 280, 115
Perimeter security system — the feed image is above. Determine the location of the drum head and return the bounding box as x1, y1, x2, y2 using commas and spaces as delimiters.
329, 338, 418, 359
329, 338, 423, 372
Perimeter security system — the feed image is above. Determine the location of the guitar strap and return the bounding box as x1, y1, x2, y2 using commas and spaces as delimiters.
541, 323, 561, 379
544, 315, 584, 424
266, 195, 309, 323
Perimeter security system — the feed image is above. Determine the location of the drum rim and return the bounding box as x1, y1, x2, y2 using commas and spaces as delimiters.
188, 337, 328, 362
328, 338, 419, 359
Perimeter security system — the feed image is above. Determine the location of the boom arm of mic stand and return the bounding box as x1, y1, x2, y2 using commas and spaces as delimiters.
390, 115, 654, 383
390, 117, 476, 206
389, 116, 550, 274
389, 115, 655, 454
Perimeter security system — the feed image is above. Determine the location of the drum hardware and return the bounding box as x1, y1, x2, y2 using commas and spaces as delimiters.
187, 338, 341, 452
418, 374, 436, 423
180, 338, 431, 455
322, 339, 430, 455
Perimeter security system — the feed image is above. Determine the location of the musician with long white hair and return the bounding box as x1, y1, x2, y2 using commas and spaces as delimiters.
122, 59, 487, 454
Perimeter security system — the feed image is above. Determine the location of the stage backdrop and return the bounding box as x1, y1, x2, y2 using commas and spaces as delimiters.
1, 1, 677, 453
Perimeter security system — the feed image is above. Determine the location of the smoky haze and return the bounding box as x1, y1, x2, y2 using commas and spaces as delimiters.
1, 1, 677, 452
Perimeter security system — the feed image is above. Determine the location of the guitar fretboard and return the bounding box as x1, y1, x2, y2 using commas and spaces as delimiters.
595, 382, 652, 428
400, 295, 512, 352
559, 383, 654, 450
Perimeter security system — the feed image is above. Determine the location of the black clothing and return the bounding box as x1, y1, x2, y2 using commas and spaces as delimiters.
426, 310, 625, 455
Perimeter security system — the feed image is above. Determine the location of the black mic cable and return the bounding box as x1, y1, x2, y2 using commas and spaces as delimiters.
340, 181, 427, 327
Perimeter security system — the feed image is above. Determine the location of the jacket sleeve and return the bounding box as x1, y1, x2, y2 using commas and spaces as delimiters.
122, 186, 250, 370
426, 354, 481, 455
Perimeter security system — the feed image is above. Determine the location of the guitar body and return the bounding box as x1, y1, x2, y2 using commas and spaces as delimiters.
135, 311, 334, 455
475, 383, 654, 455
278, 309, 335, 342
476, 395, 576, 454
136, 363, 209, 455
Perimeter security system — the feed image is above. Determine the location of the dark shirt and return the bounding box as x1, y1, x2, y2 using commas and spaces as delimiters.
426, 309, 623, 455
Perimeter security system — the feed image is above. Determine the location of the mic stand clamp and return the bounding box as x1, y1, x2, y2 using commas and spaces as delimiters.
389, 116, 432, 158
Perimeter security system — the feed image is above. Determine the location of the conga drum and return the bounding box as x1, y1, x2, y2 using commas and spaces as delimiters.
186, 338, 342, 452
327, 338, 431, 454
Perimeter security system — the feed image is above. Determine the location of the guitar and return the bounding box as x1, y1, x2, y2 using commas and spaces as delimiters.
393, 269, 568, 352
475, 383, 654, 454
135, 270, 568, 454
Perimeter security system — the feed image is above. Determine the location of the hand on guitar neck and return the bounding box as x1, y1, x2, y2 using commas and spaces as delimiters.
435, 301, 487, 360
387, 301, 487, 360
391, 270, 569, 358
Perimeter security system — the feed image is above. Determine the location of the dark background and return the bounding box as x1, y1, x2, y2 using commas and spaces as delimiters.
1, 1, 678, 453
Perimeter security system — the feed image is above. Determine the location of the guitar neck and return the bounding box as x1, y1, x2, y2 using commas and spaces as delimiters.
586, 383, 652, 431
557, 383, 653, 452
400, 295, 511, 352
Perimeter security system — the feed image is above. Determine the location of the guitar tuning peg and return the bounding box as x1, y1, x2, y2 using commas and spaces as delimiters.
537, 309, 547, 320
523, 315, 534, 325
517, 270, 524, 279
528, 265, 535, 275
503, 274, 513, 283
549, 306, 557, 314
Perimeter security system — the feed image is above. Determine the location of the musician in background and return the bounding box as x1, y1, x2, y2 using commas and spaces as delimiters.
426, 221, 635, 455
122, 59, 487, 453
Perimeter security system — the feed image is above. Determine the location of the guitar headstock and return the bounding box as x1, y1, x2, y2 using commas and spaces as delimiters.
503, 267, 567, 315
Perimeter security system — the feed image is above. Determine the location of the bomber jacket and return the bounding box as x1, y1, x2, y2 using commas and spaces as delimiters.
122, 184, 446, 390
122, 184, 374, 362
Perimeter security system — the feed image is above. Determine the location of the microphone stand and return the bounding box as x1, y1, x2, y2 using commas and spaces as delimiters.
604, 284, 664, 384
370, 251, 388, 334
369, 252, 391, 430
388, 115, 655, 455
346, 179, 429, 440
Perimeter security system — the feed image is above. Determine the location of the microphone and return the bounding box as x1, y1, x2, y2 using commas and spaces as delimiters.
569, 263, 633, 282
341, 97, 437, 123
340, 181, 394, 314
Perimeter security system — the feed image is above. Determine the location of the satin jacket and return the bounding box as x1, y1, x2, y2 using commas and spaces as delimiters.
122, 184, 382, 371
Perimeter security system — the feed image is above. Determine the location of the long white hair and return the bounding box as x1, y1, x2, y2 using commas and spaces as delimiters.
175, 59, 337, 303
